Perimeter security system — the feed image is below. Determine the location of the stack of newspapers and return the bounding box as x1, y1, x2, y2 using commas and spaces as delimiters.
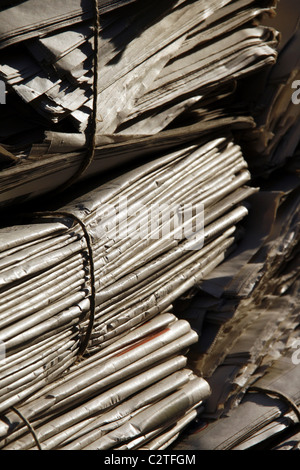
0, 313, 211, 450
0, 135, 254, 449
1, 0, 299, 452
0, 0, 278, 207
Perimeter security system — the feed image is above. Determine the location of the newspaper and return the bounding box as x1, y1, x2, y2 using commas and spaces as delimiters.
0, 0, 277, 207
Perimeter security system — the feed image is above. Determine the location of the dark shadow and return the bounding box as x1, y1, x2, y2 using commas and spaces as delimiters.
0, 0, 28, 11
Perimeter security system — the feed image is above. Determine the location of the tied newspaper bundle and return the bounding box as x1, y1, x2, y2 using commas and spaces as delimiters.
0, 135, 255, 449
0, 0, 279, 208
0, 314, 211, 451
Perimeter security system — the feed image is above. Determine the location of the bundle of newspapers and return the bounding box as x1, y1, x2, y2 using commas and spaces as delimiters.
0, 0, 299, 452
0, 0, 278, 208
0, 134, 254, 449
0, 313, 211, 450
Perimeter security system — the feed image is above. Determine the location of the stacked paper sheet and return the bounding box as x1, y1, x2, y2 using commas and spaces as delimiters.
0, 135, 255, 448
0, 137, 253, 396
0, 313, 211, 450
0, 0, 278, 207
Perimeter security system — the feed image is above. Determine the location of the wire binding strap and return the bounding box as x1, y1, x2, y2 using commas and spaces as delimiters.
24, 0, 100, 360
55, 0, 100, 193
32, 211, 96, 359
11, 407, 43, 450
249, 386, 300, 422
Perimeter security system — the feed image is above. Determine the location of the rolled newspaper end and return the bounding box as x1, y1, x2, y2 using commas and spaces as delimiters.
82, 377, 211, 450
